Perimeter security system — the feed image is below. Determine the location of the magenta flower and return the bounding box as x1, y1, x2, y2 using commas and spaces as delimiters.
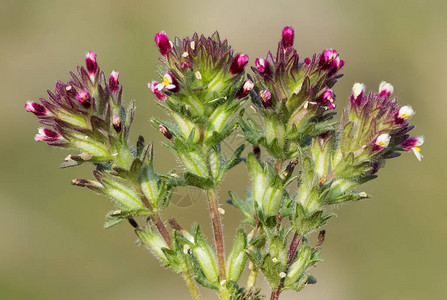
25, 101, 50, 118
76, 89, 91, 108
255, 58, 272, 78
401, 136, 424, 161
230, 53, 249, 75
236, 80, 254, 99
109, 70, 119, 94
372, 133, 391, 152
155, 31, 172, 56
85, 51, 97, 79
148, 81, 167, 101
282, 26, 295, 49
317, 89, 336, 109
319, 49, 338, 69
259, 89, 272, 109
34, 128, 61, 142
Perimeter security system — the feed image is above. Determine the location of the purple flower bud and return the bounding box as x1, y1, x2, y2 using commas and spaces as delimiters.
371, 162, 380, 174
317, 89, 336, 109
236, 80, 254, 99
85, 51, 97, 77
158, 125, 172, 139
76, 89, 91, 108
304, 57, 311, 65
148, 81, 167, 101
155, 31, 172, 56
34, 128, 61, 142
109, 70, 119, 93
319, 49, 338, 69
378, 81, 394, 97
282, 26, 295, 49
230, 53, 249, 75
259, 89, 272, 108
113, 115, 122, 133
25, 101, 49, 118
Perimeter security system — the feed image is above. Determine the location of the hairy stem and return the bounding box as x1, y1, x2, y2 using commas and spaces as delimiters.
206, 189, 226, 281
270, 232, 302, 300
182, 271, 202, 300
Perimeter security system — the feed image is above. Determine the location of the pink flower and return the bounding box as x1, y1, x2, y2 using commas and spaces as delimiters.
76, 90, 91, 108
155, 31, 172, 56
317, 89, 336, 109
236, 80, 254, 99
85, 51, 97, 77
378, 81, 394, 97
25, 101, 49, 118
109, 70, 119, 93
148, 81, 167, 101
230, 53, 249, 75
34, 128, 61, 142
282, 26, 295, 49
319, 49, 338, 69
259, 89, 272, 108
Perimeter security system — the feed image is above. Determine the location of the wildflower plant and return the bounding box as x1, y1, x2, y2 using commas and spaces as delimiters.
26, 27, 423, 300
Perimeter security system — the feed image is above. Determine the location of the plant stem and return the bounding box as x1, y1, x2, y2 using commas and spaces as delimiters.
206, 189, 226, 281
270, 232, 301, 300
137, 189, 172, 248
182, 271, 202, 300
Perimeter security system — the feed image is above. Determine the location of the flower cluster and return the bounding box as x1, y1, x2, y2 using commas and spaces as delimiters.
25, 52, 135, 167
241, 27, 344, 159
26, 26, 423, 300
149, 31, 251, 149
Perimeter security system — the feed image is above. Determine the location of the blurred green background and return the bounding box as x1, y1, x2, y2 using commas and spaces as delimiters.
1, 0, 446, 299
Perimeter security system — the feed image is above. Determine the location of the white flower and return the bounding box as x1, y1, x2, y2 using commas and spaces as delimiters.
398, 106, 415, 120
375, 133, 391, 148
352, 82, 366, 98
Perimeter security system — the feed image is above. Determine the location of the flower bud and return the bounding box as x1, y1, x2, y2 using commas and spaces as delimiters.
304, 57, 311, 65
317, 89, 336, 109
255, 58, 272, 77
236, 80, 254, 99
350, 83, 366, 106
230, 53, 249, 75
25, 101, 49, 118
109, 70, 119, 93
319, 49, 338, 69
373, 133, 391, 152
395, 105, 414, 124
253, 145, 261, 160
148, 81, 167, 101
282, 26, 295, 49
113, 115, 122, 133
34, 128, 61, 142
154, 31, 172, 56
378, 81, 394, 97
76, 89, 91, 108
85, 51, 97, 78
259, 89, 272, 108
158, 124, 173, 139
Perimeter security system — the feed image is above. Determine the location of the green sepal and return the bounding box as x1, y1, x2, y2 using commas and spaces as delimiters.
293, 203, 328, 236
104, 207, 150, 228
216, 144, 245, 183
227, 190, 255, 225
226, 227, 248, 282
